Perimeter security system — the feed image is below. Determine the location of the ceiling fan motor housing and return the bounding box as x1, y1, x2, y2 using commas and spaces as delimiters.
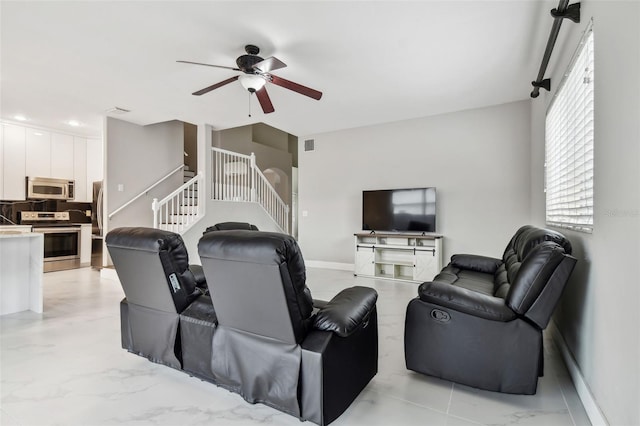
236, 54, 264, 73
237, 45, 263, 73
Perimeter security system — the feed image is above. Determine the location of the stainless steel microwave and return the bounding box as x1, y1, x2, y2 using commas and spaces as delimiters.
26, 177, 75, 200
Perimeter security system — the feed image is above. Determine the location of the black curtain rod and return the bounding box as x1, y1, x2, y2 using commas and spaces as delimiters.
530, 0, 581, 98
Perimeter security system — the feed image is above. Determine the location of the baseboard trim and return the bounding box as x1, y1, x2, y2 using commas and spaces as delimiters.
550, 321, 608, 426
305, 260, 354, 271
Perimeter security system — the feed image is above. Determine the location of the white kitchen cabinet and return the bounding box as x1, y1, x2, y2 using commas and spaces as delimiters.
73, 137, 88, 201
2, 124, 27, 200
25, 128, 51, 178
1, 121, 102, 202
51, 133, 75, 180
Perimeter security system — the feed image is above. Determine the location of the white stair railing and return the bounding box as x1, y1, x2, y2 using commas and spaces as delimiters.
152, 174, 203, 233
212, 147, 289, 233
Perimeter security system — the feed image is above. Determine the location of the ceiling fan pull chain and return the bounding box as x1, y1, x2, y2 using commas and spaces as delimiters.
248, 92, 252, 117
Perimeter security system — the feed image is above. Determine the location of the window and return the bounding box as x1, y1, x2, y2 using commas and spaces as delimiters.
545, 25, 594, 233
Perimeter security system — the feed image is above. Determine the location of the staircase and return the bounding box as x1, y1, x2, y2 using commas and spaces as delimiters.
152, 166, 203, 233
211, 147, 290, 234
180, 167, 198, 215
152, 148, 290, 235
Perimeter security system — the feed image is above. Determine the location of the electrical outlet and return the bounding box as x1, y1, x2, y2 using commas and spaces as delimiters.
117, 184, 124, 192
85, 210, 91, 217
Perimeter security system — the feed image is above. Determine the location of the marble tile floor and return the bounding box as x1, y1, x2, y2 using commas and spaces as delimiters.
1, 267, 591, 426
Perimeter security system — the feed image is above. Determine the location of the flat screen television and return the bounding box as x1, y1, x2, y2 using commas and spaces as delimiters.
362, 187, 436, 233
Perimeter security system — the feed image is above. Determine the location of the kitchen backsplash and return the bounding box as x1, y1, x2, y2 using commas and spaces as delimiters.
0, 200, 92, 224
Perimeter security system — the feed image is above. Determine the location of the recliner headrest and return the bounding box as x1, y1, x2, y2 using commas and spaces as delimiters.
515, 227, 572, 259
199, 230, 299, 265
105, 227, 198, 312
204, 222, 259, 234
107, 227, 190, 269
503, 225, 572, 263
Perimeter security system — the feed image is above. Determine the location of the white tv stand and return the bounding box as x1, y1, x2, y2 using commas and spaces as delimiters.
354, 232, 443, 283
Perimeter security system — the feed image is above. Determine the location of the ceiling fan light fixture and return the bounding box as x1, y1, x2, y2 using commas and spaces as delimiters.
239, 74, 266, 92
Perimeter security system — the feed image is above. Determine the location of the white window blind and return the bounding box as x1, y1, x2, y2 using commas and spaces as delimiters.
545, 27, 594, 233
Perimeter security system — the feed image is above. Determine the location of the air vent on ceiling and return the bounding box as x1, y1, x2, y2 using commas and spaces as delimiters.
304, 139, 315, 151
105, 107, 131, 114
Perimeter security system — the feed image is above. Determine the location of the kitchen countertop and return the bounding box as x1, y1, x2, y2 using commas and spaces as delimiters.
0, 232, 33, 238
0, 225, 32, 233
0, 225, 32, 238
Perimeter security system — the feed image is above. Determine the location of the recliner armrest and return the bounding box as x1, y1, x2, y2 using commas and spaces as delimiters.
418, 281, 516, 321
450, 254, 502, 274
189, 264, 206, 288
313, 286, 378, 337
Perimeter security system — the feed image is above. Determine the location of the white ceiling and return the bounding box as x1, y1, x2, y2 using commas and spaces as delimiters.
0, 1, 552, 138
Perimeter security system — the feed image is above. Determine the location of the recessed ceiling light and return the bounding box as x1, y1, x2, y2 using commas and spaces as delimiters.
14, 115, 27, 121
67, 120, 81, 127
33, 132, 43, 136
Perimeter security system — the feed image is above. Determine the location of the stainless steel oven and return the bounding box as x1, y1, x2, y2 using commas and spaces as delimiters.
33, 226, 81, 272
20, 211, 81, 272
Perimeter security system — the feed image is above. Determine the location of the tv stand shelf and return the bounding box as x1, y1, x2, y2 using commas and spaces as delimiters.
354, 232, 443, 283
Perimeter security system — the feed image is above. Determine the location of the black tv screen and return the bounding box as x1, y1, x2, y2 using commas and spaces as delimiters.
362, 187, 436, 232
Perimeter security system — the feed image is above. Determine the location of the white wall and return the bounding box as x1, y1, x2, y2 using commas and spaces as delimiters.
530, 2, 640, 425
298, 100, 532, 264
105, 118, 184, 232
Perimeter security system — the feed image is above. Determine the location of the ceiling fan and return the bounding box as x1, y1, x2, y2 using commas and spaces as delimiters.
178, 44, 322, 114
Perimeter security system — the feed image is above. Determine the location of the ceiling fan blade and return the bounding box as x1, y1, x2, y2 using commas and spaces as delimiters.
253, 56, 287, 73
177, 60, 240, 71
269, 75, 323, 100
255, 87, 275, 114
192, 76, 239, 96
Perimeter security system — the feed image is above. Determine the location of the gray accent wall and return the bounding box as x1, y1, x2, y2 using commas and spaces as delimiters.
530, 2, 639, 425
183, 122, 198, 172
105, 118, 184, 233
297, 100, 532, 264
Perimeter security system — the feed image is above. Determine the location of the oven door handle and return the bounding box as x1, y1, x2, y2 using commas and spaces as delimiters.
33, 227, 81, 233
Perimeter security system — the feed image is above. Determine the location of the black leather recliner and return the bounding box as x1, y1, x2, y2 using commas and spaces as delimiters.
105, 227, 207, 369
182, 230, 379, 425
404, 225, 577, 394
204, 221, 259, 233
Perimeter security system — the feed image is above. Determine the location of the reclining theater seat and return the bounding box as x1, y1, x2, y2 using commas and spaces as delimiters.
105, 227, 208, 369
204, 221, 259, 232
192, 230, 378, 425
404, 225, 577, 394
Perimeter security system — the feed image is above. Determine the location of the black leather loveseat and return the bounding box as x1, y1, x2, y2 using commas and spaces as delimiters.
404, 225, 577, 394
106, 227, 378, 425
